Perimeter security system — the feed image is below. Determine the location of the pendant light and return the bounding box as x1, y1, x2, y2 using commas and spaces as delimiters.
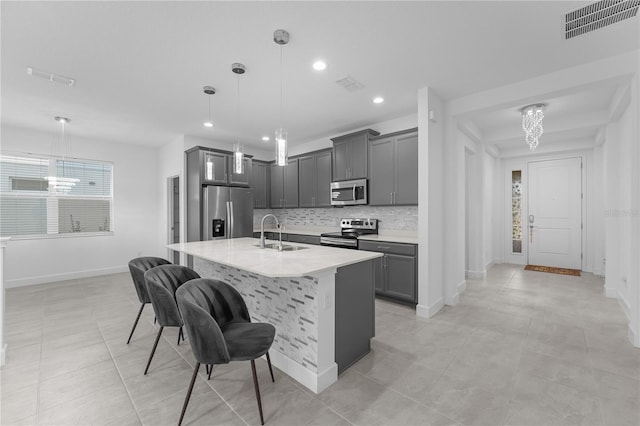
274, 29, 290, 166
202, 86, 216, 181
203, 85, 215, 128
45, 116, 79, 193
232, 63, 246, 174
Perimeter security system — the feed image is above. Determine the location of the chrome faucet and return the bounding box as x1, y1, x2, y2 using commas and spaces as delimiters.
260, 214, 283, 250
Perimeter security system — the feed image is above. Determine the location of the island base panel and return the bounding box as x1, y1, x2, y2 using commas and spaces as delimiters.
335, 260, 375, 374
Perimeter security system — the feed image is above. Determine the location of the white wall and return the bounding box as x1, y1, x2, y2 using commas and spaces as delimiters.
603, 74, 640, 346
483, 151, 498, 269
416, 87, 446, 318
2, 125, 162, 287
288, 114, 417, 157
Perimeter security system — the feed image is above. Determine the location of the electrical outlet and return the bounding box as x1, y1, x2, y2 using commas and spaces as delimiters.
324, 292, 332, 309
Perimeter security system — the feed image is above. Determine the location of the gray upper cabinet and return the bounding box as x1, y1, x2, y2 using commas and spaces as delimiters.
331, 129, 379, 181
252, 160, 269, 209
298, 149, 332, 208
270, 159, 299, 208
228, 157, 252, 187
197, 149, 252, 187
368, 128, 418, 206
201, 151, 228, 185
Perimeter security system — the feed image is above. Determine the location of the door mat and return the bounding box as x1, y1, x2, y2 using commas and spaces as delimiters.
524, 265, 581, 276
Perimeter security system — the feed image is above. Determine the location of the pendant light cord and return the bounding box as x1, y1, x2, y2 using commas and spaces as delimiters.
279, 44, 283, 128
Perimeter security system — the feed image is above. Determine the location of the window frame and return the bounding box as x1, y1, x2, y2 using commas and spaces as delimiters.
0, 151, 115, 240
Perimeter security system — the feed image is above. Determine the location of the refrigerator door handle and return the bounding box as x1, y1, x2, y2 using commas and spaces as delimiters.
225, 201, 231, 237
229, 201, 235, 237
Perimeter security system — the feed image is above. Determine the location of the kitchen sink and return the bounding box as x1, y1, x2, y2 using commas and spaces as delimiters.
253, 243, 308, 251
279, 245, 308, 251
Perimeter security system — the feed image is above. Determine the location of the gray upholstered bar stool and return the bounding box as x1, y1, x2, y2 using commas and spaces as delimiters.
126, 257, 171, 344
143, 264, 200, 375
176, 278, 275, 426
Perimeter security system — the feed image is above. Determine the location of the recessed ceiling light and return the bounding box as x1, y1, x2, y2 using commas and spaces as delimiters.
313, 61, 326, 71
204, 121, 213, 128
373, 97, 384, 104
262, 136, 270, 142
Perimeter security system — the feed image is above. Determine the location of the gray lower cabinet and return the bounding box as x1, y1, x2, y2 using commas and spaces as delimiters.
286, 234, 320, 245
270, 159, 299, 208
369, 128, 418, 206
252, 161, 270, 208
298, 150, 332, 208
359, 240, 417, 305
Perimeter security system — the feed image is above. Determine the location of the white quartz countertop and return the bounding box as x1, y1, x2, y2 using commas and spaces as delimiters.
167, 238, 382, 278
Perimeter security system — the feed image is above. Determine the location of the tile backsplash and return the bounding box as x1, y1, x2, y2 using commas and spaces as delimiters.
254, 206, 418, 232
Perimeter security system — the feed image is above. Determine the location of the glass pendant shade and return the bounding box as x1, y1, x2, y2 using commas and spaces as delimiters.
47, 117, 79, 194
521, 104, 545, 151
275, 128, 288, 166
233, 143, 244, 174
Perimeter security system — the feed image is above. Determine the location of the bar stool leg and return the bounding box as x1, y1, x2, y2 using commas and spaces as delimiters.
126, 303, 145, 344
266, 352, 275, 383
144, 326, 164, 375
178, 362, 200, 426
251, 360, 265, 425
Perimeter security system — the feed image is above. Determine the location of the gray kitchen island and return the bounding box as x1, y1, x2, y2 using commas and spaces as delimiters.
167, 238, 382, 393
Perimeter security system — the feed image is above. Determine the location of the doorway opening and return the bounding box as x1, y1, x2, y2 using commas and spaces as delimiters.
167, 175, 180, 264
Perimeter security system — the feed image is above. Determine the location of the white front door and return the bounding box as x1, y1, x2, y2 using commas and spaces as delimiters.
527, 157, 582, 269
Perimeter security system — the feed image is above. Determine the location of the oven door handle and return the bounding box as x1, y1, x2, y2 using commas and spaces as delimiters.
352, 185, 356, 201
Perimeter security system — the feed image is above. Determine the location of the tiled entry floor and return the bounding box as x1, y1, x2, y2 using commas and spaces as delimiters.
1, 264, 638, 425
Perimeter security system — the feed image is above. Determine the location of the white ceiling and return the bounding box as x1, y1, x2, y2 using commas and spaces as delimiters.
1, 1, 638, 151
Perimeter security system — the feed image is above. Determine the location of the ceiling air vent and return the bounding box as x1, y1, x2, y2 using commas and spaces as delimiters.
565, 0, 640, 39
336, 75, 365, 92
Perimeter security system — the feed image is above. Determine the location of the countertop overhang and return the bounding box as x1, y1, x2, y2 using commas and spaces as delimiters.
167, 238, 382, 278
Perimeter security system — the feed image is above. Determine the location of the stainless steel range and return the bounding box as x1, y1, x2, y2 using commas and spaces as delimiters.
320, 218, 378, 249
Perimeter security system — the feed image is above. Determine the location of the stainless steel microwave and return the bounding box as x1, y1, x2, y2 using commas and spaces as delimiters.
330, 179, 368, 206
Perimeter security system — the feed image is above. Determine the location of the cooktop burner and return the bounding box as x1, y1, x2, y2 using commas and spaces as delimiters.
320, 218, 378, 248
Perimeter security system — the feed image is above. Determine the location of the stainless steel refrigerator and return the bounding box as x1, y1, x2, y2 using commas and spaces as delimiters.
202, 186, 254, 240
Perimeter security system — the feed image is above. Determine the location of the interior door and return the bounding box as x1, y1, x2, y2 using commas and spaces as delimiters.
527, 157, 582, 269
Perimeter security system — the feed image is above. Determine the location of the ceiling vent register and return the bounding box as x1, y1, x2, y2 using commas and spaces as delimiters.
336, 75, 365, 92
565, 0, 639, 39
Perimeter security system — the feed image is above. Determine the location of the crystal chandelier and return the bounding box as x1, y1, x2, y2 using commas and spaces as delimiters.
521, 104, 546, 151
274, 29, 290, 166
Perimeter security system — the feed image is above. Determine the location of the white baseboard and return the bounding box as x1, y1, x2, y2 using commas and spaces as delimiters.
267, 348, 337, 394
485, 260, 496, 270
1, 343, 6, 366
466, 270, 486, 279
617, 289, 631, 321
593, 267, 605, 277
604, 283, 616, 298
628, 326, 640, 348
445, 292, 459, 306
416, 297, 444, 318
5, 265, 129, 288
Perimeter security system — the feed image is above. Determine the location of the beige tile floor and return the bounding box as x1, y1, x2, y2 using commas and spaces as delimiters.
1, 264, 638, 425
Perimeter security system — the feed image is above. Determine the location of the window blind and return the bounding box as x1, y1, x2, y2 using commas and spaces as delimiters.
0, 153, 113, 238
